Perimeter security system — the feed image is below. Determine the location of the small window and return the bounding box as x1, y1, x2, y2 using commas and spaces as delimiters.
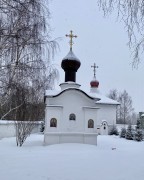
50, 118, 57, 127
69, 113, 76, 120
88, 119, 94, 128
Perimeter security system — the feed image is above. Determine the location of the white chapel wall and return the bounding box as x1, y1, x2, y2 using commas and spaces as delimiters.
45, 106, 63, 132
46, 90, 96, 132
83, 108, 98, 133
96, 104, 117, 126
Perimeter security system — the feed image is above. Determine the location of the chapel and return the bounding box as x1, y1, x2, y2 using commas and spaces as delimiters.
44, 31, 119, 145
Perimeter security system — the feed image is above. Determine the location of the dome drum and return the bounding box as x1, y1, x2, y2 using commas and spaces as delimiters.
64, 70, 76, 82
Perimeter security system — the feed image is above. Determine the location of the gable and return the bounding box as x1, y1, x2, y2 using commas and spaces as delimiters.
47, 89, 96, 108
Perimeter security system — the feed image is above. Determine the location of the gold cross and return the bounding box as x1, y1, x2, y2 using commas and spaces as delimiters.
91, 63, 98, 78
66, 30, 77, 50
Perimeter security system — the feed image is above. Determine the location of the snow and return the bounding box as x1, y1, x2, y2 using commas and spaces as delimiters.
0, 120, 15, 124
62, 50, 80, 62
91, 92, 119, 105
45, 89, 61, 96
45, 86, 119, 105
141, 113, 144, 117
0, 134, 144, 180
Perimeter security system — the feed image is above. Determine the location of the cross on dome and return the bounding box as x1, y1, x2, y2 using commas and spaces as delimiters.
90, 63, 99, 88
91, 63, 98, 78
66, 30, 77, 50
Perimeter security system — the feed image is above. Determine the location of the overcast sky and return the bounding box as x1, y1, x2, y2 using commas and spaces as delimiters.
49, 0, 144, 113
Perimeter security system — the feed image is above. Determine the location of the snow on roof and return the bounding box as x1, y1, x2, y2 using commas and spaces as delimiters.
45, 89, 61, 96
45, 87, 119, 105
141, 113, 144, 117
85, 91, 119, 105
93, 93, 120, 105
62, 50, 80, 62
46, 88, 100, 100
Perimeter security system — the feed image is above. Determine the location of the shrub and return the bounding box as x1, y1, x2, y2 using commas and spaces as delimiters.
109, 125, 119, 135
136, 119, 141, 130
120, 127, 126, 138
125, 124, 133, 140
135, 130, 143, 141
40, 121, 45, 133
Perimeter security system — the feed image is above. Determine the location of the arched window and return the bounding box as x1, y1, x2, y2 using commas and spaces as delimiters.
103, 123, 106, 130
88, 119, 94, 128
69, 113, 76, 120
50, 118, 57, 127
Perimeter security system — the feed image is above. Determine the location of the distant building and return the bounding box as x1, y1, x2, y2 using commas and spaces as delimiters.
139, 112, 144, 128
44, 31, 119, 145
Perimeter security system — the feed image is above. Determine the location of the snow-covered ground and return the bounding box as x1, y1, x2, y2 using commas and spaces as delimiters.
0, 134, 144, 180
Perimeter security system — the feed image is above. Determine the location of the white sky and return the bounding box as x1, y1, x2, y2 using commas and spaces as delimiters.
49, 0, 144, 113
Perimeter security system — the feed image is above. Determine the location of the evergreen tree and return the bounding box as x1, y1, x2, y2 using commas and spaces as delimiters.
120, 127, 126, 138
135, 130, 143, 141
40, 121, 45, 133
109, 125, 119, 136
136, 119, 141, 129
125, 124, 133, 140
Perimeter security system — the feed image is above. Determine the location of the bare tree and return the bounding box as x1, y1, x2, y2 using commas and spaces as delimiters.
15, 121, 37, 147
107, 89, 118, 100
0, 0, 58, 118
0, 0, 59, 146
98, 0, 144, 66
118, 90, 134, 124
131, 112, 137, 125
107, 89, 134, 124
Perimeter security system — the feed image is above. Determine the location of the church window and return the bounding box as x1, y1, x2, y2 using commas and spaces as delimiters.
50, 118, 57, 127
69, 113, 76, 120
88, 119, 94, 128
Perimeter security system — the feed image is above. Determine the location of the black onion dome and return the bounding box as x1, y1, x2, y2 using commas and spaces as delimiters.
61, 50, 81, 71
61, 50, 81, 82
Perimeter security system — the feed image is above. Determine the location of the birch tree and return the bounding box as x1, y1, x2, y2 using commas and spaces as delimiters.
0, 0, 58, 146
98, 0, 144, 66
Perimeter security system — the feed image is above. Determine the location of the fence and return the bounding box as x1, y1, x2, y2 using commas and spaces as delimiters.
0, 120, 42, 138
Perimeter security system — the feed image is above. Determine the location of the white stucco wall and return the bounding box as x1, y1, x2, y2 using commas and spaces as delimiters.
45, 106, 63, 132
44, 89, 99, 145
83, 107, 98, 133
44, 88, 118, 142
44, 132, 98, 145
96, 104, 117, 126
45, 89, 97, 133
